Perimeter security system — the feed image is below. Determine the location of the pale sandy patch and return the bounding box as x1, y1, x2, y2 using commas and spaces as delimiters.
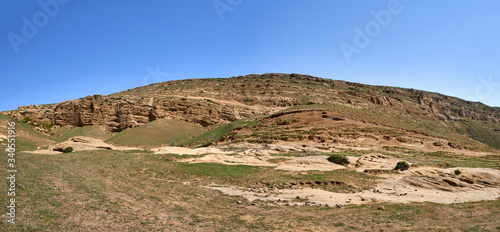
180, 153, 276, 167
152, 146, 229, 155
209, 167, 500, 206
275, 156, 346, 171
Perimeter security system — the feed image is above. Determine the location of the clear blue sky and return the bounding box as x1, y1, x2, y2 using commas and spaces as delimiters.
1, 0, 499, 111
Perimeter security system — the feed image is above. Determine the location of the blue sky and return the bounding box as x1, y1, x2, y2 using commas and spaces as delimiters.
1, 0, 499, 111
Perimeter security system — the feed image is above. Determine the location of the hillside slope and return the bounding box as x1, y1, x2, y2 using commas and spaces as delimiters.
3, 73, 500, 151
106, 118, 206, 149
0, 114, 53, 151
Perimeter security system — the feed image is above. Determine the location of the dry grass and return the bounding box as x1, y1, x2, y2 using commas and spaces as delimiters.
0, 150, 498, 231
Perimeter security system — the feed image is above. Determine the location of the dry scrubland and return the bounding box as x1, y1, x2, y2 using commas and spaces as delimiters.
1, 74, 500, 231
0, 150, 499, 231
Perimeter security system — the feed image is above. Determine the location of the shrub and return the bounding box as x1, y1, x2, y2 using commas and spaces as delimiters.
170, 141, 177, 146
394, 161, 409, 171
454, 169, 461, 175
63, 147, 74, 153
21, 116, 53, 132
327, 154, 349, 165
22, 117, 32, 123
433, 141, 443, 146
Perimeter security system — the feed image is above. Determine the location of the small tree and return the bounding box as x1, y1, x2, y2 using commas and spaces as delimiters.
454, 169, 461, 175
170, 140, 177, 147
394, 161, 409, 171
327, 154, 349, 165
63, 147, 74, 153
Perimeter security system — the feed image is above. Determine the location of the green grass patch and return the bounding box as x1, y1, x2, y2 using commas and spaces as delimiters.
386, 149, 500, 169
107, 118, 206, 148
463, 120, 500, 150
173, 163, 264, 178
0, 114, 52, 151
183, 119, 260, 147
53, 125, 112, 142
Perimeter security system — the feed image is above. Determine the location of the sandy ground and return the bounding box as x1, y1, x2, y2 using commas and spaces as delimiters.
153, 145, 348, 171
152, 146, 231, 156
178, 153, 348, 171
24, 136, 140, 154
274, 156, 346, 171
155, 146, 403, 172
181, 153, 277, 166
354, 153, 404, 172
151, 146, 500, 206
24, 140, 500, 206
209, 166, 500, 206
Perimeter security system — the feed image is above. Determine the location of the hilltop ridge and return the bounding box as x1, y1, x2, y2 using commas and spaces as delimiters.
4, 73, 500, 150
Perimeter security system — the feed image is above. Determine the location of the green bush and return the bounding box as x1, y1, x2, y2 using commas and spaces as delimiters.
21, 116, 53, 132
327, 154, 349, 165
22, 117, 32, 123
63, 147, 74, 153
171, 140, 177, 146
454, 169, 461, 175
394, 161, 409, 171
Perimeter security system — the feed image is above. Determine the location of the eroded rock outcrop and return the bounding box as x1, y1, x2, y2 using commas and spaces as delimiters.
7, 73, 500, 134
9, 95, 271, 132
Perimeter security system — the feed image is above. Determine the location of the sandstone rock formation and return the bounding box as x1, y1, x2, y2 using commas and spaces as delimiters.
6, 73, 500, 135
49, 136, 139, 152
9, 94, 272, 132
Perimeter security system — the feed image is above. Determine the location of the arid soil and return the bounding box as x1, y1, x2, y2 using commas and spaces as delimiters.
147, 145, 500, 207
23, 136, 140, 153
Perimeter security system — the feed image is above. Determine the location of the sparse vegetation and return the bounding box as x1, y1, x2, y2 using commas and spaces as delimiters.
433, 141, 444, 146
0, 150, 497, 231
395, 161, 410, 171
183, 119, 260, 147
106, 118, 205, 148
266, 157, 289, 163
22, 116, 53, 132
1, 74, 500, 231
53, 125, 112, 142
327, 154, 350, 165
0, 114, 51, 151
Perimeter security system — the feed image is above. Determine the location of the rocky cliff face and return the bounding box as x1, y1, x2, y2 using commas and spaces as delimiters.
6, 73, 500, 134
8, 95, 272, 133
230, 74, 500, 124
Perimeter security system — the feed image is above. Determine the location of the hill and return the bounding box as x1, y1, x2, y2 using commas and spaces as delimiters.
1, 73, 499, 231
0, 114, 53, 151
52, 125, 112, 143
5, 73, 499, 152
